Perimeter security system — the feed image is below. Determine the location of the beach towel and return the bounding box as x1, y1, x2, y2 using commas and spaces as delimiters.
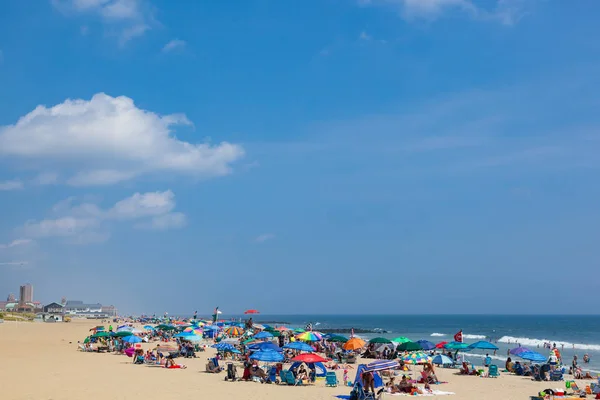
386, 390, 455, 397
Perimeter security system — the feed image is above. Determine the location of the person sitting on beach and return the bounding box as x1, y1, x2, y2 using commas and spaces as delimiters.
397, 375, 415, 393
297, 365, 309, 382
165, 358, 187, 369
423, 362, 439, 383
505, 357, 513, 372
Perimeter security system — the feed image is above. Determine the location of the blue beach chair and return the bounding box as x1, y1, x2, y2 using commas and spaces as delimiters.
488, 364, 499, 378
325, 371, 338, 387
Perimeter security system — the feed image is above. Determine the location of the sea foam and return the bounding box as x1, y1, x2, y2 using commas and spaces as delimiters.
430, 333, 446, 337
463, 334, 487, 340
498, 336, 600, 352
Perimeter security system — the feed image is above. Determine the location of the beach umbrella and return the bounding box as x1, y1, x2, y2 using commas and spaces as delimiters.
509, 346, 531, 355
402, 352, 432, 365
327, 335, 349, 343
397, 341, 422, 351
343, 338, 366, 351
225, 327, 244, 337
291, 353, 328, 363
250, 350, 284, 363
213, 343, 237, 352
83, 336, 90, 344
293, 328, 305, 333
274, 326, 289, 332
264, 328, 281, 337
112, 331, 133, 337
519, 351, 547, 363
156, 324, 177, 331
181, 334, 202, 343
122, 335, 142, 344
221, 338, 239, 344
143, 325, 155, 331
91, 331, 110, 338
283, 342, 315, 352
364, 360, 399, 372
296, 331, 322, 342
468, 341, 499, 351
369, 337, 392, 344
117, 325, 133, 332
435, 341, 448, 349
432, 354, 453, 365
444, 341, 470, 350
248, 342, 282, 352
254, 331, 273, 340
391, 337, 411, 344
244, 309, 260, 314
417, 340, 436, 350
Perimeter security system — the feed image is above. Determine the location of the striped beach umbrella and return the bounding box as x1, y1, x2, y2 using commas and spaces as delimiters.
402, 351, 432, 365
225, 326, 244, 337
364, 360, 399, 372
296, 331, 323, 342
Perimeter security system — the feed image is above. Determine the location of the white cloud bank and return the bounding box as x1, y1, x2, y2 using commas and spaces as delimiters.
0, 93, 244, 186
21, 190, 186, 242
0, 180, 24, 190
162, 39, 186, 53
255, 233, 275, 243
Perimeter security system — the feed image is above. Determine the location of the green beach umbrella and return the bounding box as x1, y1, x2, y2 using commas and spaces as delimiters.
397, 341, 422, 351
83, 336, 90, 344
392, 337, 411, 344
293, 328, 305, 333
113, 331, 133, 337
264, 328, 281, 337
327, 335, 349, 343
91, 331, 110, 338
369, 337, 392, 344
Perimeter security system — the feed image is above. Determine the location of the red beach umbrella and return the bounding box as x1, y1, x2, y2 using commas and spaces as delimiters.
435, 341, 448, 349
244, 309, 260, 314
291, 353, 328, 363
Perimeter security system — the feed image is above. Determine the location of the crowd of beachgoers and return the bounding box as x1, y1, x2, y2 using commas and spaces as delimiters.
79, 315, 600, 399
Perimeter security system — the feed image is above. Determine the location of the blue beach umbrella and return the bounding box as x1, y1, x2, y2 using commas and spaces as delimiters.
519, 351, 547, 363
283, 342, 315, 352
468, 341, 499, 351
254, 331, 273, 340
250, 349, 284, 362
248, 342, 282, 352
212, 343, 237, 352
122, 335, 142, 344
417, 340, 436, 350
432, 354, 453, 365
143, 325, 155, 331
444, 342, 470, 350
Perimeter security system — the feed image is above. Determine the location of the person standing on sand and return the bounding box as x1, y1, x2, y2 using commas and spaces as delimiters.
362, 370, 375, 395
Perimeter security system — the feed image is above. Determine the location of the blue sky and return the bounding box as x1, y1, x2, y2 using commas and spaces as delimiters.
1, 0, 599, 316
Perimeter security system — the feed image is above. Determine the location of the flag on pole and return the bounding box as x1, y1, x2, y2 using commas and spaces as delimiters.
212, 307, 219, 323
305, 322, 313, 331
351, 328, 355, 338
454, 330, 463, 343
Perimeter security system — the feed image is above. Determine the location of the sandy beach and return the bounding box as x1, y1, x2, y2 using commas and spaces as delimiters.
2, 319, 593, 400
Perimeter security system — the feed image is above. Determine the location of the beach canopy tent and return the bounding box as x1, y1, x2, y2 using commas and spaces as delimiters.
391, 337, 411, 344
283, 342, 315, 352
397, 341, 422, 351
510, 346, 531, 355
417, 340, 436, 350
343, 338, 366, 351
519, 351, 547, 363
468, 341, 499, 351
249, 349, 284, 362
369, 337, 392, 344
248, 342, 282, 352
363, 360, 399, 372
432, 354, 454, 365
291, 353, 328, 363
290, 361, 327, 377
254, 331, 273, 340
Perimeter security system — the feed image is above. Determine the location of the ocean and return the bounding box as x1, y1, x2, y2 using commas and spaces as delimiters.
236, 314, 600, 373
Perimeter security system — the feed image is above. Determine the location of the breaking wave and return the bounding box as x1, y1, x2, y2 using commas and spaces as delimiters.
430, 333, 446, 337
463, 334, 487, 340
498, 336, 600, 352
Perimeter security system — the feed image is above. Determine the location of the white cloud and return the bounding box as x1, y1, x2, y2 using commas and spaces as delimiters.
0, 93, 244, 186
0, 239, 32, 249
365, 0, 528, 24
359, 31, 371, 40
53, 0, 153, 44
0, 180, 23, 190
32, 172, 59, 185
255, 233, 275, 243
0, 261, 28, 267
162, 39, 186, 53
19, 190, 186, 243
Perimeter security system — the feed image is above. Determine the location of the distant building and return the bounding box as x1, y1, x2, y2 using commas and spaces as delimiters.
7, 293, 15, 302
43, 302, 64, 314
101, 305, 117, 316
19, 284, 33, 304
64, 300, 107, 317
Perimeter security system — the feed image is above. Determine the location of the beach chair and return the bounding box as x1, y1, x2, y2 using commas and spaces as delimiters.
488, 364, 499, 378
550, 370, 563, 381
268, 366, 278, 384
284, 370, 301, 386
224, 362, 237, 381
325, 371, 338, 387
